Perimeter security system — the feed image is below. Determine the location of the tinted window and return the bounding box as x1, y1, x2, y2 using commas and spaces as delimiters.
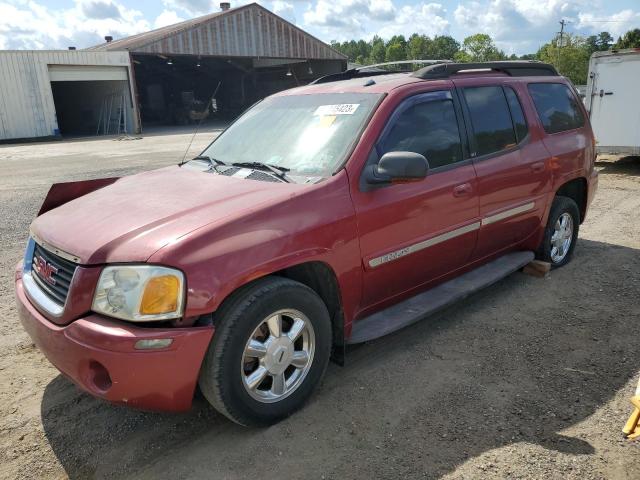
504, 87, 528, 142
528, 83, 585, 134
463, 86, 517, 157
380, 97, 463, 169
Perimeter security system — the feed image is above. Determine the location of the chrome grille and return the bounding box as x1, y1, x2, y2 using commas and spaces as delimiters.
31, 243, 77, 306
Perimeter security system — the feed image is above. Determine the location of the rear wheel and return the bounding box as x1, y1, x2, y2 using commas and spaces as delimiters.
537, 196, 580, 268
198, 277, 332, 426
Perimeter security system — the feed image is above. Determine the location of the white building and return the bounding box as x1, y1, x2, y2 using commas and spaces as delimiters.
0, 3, 346, 143
0, 50, 138, 141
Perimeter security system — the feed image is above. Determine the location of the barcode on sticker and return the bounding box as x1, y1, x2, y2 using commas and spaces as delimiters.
315, 104, 360, 116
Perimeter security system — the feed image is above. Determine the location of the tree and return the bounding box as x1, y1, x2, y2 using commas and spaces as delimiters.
385, 42, 406, 62
430, 35, 460, 60
370, 36, 386, 64
407, 34, 431, 60
586, 31, 613, 56
615, 29, 640, 49
454, 34, 506, 62
537, 33, 590, 85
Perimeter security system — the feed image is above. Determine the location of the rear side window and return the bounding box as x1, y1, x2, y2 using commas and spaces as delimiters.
504, 87, 528, 142
380, 96, 463, 169
462, 86, 517, 157
528, 83, 585, 134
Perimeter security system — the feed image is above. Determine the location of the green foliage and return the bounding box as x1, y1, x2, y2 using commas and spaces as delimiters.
385, 42, 406, 62
537, 33, 591, 85
454, 34, 507, 62
407, 34, 430, 60
330, 33, 460, 66
431, 36, 460, 60
614, 29, 640, 49
329, 28, 632, 83
370, 36, 386, 64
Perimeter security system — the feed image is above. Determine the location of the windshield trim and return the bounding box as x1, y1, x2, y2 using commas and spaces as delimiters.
330, 92, 386, 176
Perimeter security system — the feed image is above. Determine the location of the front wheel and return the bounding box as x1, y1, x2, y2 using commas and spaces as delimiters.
537, 196, 580, 268
198, 277, 332, 426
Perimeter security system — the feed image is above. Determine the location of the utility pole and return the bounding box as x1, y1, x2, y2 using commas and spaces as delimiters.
557, 19, 567, 70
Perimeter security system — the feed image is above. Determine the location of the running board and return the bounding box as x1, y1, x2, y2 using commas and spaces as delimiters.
348, 251, 535, 344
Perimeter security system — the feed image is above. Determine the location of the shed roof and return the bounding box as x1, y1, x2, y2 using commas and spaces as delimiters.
88, 3, 347, 61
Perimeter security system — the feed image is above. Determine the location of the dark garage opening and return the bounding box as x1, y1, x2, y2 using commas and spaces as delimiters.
51, 80, 134, 136
132, 54, 341, 129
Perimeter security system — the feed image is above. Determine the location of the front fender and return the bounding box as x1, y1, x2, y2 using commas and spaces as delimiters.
148, 171, 363, 327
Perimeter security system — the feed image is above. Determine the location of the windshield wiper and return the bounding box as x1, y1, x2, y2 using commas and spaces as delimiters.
192, 155, 227, 167
232, 162, 291, 183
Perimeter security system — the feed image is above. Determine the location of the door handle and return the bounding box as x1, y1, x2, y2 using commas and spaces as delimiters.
531, 161, 546, 173
453, 183, 473, 197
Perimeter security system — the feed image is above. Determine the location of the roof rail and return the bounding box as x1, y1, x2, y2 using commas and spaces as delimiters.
311, 59, 452, 85
411, 61, 559, 79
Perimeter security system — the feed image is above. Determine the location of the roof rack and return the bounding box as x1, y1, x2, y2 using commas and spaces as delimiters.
311, 59, 452, 85
411, 61, 559, 79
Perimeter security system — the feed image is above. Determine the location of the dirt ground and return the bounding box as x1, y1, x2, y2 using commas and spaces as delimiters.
0, 132, 639, 479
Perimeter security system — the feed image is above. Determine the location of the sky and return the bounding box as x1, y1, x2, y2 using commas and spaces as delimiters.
0, 0, 639, 55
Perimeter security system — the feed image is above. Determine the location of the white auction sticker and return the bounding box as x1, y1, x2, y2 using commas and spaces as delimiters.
314, 104, 360, 116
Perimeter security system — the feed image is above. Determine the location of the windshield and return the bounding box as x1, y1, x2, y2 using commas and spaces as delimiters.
200, 92, 383, 178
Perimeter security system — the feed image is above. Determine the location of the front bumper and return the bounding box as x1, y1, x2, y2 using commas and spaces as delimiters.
15, 271, 214, 412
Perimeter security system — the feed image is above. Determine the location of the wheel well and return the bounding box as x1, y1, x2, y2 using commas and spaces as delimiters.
556, 178, 587, 223
276, 262, 345, 360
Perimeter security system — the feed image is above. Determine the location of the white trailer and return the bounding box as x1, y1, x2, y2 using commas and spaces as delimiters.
585, 48, 640, 155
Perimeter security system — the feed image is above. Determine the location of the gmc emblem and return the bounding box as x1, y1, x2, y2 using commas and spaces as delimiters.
34, 255, 58, 286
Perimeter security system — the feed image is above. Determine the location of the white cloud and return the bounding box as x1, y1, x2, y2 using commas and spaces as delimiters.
162, 0, 213, 16
453, 0, 591, 54
379, 3, 449, 38
272, 0, 295, 23
304, 0, 396, 38
154, 9, 186, 28
81, 0, 122, 19
577, 9, 640, 38
0, 0, 149, 49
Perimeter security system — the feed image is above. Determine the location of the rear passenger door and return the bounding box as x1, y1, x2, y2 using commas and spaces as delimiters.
453, 80, 552, 260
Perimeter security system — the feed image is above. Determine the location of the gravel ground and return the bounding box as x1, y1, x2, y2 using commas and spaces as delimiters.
0, 134, 638, 479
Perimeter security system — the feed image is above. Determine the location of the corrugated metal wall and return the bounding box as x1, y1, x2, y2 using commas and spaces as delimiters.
116, 5, 345, 60
0, 50, 133, 140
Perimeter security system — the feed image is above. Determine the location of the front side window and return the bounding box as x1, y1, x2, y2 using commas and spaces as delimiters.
379, 92, 464, 169
200, 92, 383, 178
528, 83, 585, 134
463, 86, 517, 157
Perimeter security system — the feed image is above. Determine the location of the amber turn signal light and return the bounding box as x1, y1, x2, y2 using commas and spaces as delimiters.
140, 275, 181, 315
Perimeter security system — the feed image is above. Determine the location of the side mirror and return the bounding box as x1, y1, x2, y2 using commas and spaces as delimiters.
365, 151, 429, 185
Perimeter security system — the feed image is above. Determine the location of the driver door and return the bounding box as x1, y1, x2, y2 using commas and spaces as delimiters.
351, 89, 480, 312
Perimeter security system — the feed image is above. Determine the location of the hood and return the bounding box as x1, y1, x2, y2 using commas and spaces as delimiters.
31, 166, 304, 265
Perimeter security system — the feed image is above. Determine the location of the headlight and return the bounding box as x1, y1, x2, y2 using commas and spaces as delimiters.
92, 265, 185, 322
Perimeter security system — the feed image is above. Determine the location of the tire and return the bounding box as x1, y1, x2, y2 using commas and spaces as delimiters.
537, 195, 580, 268
198, 276, 332, 426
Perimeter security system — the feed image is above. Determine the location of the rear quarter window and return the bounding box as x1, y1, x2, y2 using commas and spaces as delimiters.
527, 83, 585, 134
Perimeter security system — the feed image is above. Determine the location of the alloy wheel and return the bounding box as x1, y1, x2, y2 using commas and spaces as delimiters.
550, 212, 574, 263
241, 309, 315, 403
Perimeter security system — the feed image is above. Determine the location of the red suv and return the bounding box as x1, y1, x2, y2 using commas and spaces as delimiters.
15, 62, 598, 426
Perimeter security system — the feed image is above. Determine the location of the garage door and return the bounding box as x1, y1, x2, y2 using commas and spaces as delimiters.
48, 65, 128, 82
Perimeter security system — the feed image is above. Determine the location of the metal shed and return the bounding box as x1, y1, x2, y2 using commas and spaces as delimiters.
89, 2, 347, 129
0, 50, 138, 141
